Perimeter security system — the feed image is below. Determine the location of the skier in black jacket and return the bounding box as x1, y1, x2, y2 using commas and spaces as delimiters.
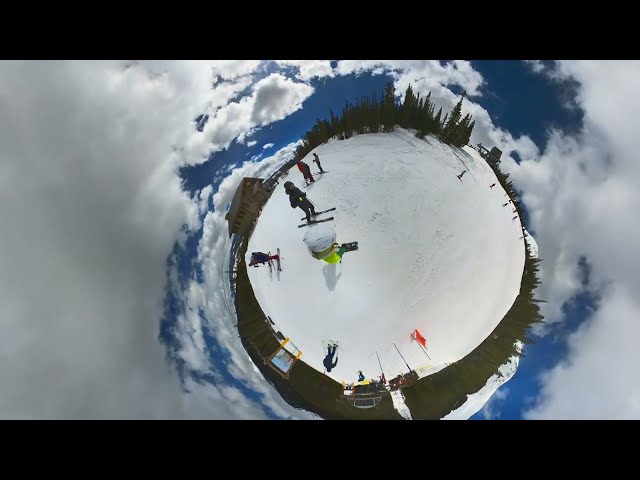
284, 181, 316, 222
323, 344, 338, 372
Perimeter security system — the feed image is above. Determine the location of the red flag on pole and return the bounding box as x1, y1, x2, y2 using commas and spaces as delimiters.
412, 329, 427, 348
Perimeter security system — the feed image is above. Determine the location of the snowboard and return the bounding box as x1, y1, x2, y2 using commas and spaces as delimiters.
300, 207, 336, 221
276, 247, 281, 272
341, 242, 358, 252
314, 171, 328, 174
298, 217, 334, 228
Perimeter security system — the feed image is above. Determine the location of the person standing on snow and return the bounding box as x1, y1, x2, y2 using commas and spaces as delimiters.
312, 153, 325, 173
284, 181, 316, 222
296, 161, 314, 184
323, 344, 338, 372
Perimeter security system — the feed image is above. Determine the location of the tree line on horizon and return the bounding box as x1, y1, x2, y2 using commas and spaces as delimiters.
292, 81, 475, 161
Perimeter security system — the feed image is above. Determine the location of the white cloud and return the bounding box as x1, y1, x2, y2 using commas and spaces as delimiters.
198, 185, 213, 216
275, 60, 335, 81
247, 140, 257, 147
0, 60, 316, 420
211, 60, 262, 80
262, 143, 274, 149
505, 60, 640, 419
186, 73, 313, 162
0, 60, 213, 419
479, 386, 509, 420
336, 60, 485, 97
524, 60, 546, 74
250, 73, 314, 124
525, 284, 640, 419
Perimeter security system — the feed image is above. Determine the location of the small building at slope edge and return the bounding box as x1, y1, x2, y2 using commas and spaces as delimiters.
225, 177, 271, 238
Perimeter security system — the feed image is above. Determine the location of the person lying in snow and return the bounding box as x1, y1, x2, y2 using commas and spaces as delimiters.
249, 252, 279, 267
303, 223, 357, 264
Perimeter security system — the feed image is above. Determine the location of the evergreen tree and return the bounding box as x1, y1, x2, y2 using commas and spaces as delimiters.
439, 112, 448, 137
441, 96, 464, 144
399, 84, 415, 128
329, 108, 339, 138
433, 107, 443, 136
463, 120, 475, 146
381, 81, 396, 132
370, 89, 380, 133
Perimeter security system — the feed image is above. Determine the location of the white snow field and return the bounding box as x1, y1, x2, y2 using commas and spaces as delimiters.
246, 128, 526, 397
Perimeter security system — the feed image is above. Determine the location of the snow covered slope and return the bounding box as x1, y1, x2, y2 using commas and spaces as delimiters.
524, 228, 539, 258
246, 129, 525, 390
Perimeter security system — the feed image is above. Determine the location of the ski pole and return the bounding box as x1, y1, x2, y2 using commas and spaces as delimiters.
393, 342, 412, 373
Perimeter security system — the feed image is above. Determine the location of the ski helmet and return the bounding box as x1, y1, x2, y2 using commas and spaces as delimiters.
284, 181, 294, 191
303, 224, 337, 253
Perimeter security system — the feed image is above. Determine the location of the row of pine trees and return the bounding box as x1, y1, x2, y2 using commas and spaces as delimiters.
292, 81, 475, 161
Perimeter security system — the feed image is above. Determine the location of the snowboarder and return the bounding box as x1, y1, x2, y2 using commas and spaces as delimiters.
296, 161, 314, 184
284, 181, 316, 222
323, 344, 338, 372
490, 183, 496, 188
303, 223, 357, 264
249, 251, 279, 267
457, 170, 466, 181
357, 370, 365, 382
312, 153, 325, 173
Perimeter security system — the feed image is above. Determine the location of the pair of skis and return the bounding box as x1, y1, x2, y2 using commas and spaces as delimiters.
266, 248, 282, 272
298, 207, 336, 228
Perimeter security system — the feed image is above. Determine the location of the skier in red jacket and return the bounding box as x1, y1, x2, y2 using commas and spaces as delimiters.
296, 161, 314, 184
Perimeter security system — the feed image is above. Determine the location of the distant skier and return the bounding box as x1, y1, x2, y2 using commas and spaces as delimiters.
303, 223, 358, 264
490, 183, 496, 188
249, 251, 279, 267
284, 181, 316, 222
502, 203, 508, 207
312, 153, 325, 173
323, 344, 338, 372
296, 161, 314, 184
457, 170, 466, 181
